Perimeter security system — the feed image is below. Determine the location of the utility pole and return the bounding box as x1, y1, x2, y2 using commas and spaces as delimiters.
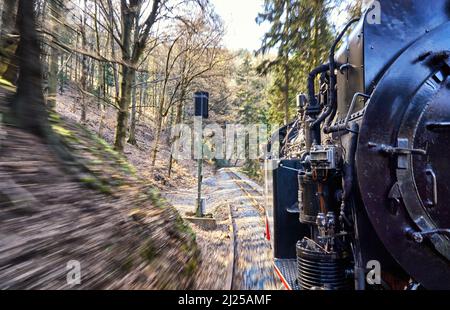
194, 91, 209, 217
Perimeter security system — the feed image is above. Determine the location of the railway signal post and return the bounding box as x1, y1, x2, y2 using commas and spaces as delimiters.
194, 91, 209, 217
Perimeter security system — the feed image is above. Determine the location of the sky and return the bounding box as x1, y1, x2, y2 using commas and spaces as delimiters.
210, 0, 357, 52
210, 0, 270, 52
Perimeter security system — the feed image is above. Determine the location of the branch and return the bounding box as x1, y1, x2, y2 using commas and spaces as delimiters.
135, 0, 161, 61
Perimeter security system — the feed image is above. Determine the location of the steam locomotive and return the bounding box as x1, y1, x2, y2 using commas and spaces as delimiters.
264, 0, 450, 290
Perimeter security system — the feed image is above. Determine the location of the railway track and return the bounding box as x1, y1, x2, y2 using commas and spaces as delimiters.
228, 204, 237, 290
224, 169, 274, 290
225, 169, 265, 214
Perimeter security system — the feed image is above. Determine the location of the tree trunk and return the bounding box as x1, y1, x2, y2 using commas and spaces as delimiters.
168, 85, 186, 177
113, 0, 135, 152
283, 61, 290, 125
137, 80, 144, 121
59, 53, 65, 94
282, 1, 291, 126
74, 33, 79, 81
151, 77, 169, 166
47, 44, 58, 109
127, 75, 138, 145
89, 59, 94, 90
0, 0, 19, 84
114, 66, 135, 151
93, 0, 104, 108
47, 0, 63, 109
79, 0, 88, 123
12, 0, 48, 136
107, 0, 119, 102
0, 0, 17, 38
114, 0, 160, 152
127, 14, 141, 147
69, 52, 73, 81
151, 112, 163, 166
98, 103, 106, 136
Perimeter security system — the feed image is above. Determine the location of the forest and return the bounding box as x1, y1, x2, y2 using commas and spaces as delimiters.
0, 0, 361, 290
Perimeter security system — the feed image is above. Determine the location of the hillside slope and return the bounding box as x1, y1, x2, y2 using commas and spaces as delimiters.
54, 84, 204, 192
0, 89, 199, 289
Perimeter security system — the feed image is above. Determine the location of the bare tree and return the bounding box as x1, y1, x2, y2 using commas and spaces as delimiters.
100, 0, 163, 152
47, 0, 65, 109
12, 0, 49, 136
80, 0, 89, 123
161, 14, 226, 173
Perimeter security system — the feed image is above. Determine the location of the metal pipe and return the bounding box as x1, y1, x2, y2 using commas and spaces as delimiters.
343, 92, 370, 126
311, 106, 331, 128
305, 63, 330, 150
310, 72, 330, 128
306, 63, 330, 114
324, 92, 370, 133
